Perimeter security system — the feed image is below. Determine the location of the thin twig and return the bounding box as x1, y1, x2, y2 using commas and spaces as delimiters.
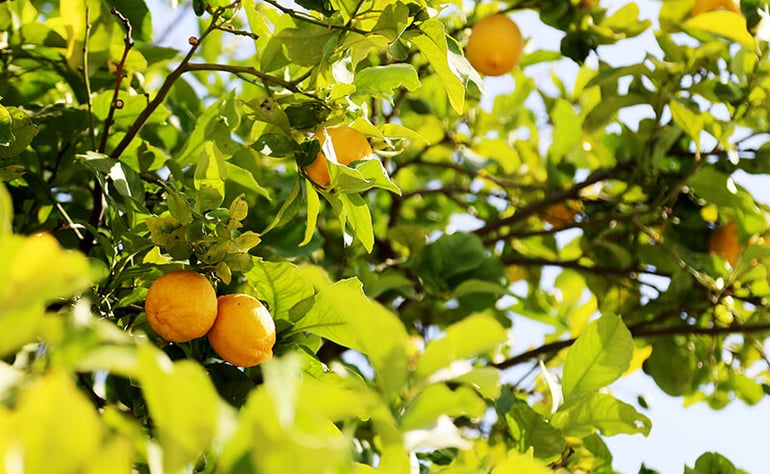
99, 8, 134, 154
83, 7, 97, 150
183, 62, 302, 93
109, 16, 218, 158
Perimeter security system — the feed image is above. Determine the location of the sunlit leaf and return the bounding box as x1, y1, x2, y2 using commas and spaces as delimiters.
294, 275, 410, 399
0, 106, 39, 158
404, 20, 465, 114
245, 259, 315, 322
669, 100, 704, 151
683, 10, 754, 49
353, 64, 421, 100
504, 397, 566, 462
0, 233, 93, 356
491, 449, 553, 474
194, 142, 227, 211
137, 345, 221, 472
401, 384, 486, 430
416, 313, 507, 381
562, 314, 633, 398
551, 392, 651, 438
13, 371, 103, 473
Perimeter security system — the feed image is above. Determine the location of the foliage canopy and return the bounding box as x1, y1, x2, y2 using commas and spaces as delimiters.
1, 0, 769, 472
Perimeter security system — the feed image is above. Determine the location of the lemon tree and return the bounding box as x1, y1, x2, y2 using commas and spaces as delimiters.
2, 0, 770, 472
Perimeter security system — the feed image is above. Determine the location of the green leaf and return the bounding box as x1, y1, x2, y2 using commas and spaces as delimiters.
405, 19, 465, 114
107, 0, 153, 42
294, 275, 410, 399
0, 233, 93, 356
262, 177, 302, 235
372, 1, 410, 41
340, 192, 374, 253
245, 260, 315, 322
731, 372, 764, 405
418, 233, 487, 283
194, 143, 227, 211
401, 384, 486, 430
253, 133, 298, 157
683, 10, 754, 49
268, 22, 339, 68
0, 106, 39, 158
167, 191, 194, 225
669, 100, 704, 150
108, 161, 144, 204
0, 182, 11, 235
13, 371, 103, 473
416, 313, 508, 381
137, 345, 222, 472
644, 337, 701, 396
176, 93, 239, 166
353, 64, 421, 100
688, 452, 739, 474
548, 99, 583, 162
562, 314, 633, 398
451, 366, 501, 399
600, 2, 651, 38
0, 104, 12, 146
491, 450, 553, 474
244, 97, 292, 135
301, 179, 321, 247
220, 354, 369, 474
584, 93, 647, 132
504, 398, 566, 462
225, 160, 271, 201
687, 167, 767, 235
551, 392, 651, 438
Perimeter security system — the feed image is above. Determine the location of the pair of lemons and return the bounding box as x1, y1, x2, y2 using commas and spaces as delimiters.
144, 270, 275, 367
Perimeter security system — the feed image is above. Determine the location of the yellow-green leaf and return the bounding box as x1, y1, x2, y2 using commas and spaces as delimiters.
683, 10, 754, 49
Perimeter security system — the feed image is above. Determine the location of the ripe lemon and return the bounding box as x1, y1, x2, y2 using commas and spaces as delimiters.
208, 294, 276, 367
303, 126, 373, 187
709, 219, 741, 266
692, 0, 740, 16
144, 270, 218, 342
542, 201, 582, 229
465, 14, 524, 77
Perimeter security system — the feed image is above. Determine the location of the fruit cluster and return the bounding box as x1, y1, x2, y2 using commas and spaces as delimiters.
144, 270, 276, 367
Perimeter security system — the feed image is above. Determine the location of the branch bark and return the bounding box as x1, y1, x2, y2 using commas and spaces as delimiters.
493, 320, 770, 370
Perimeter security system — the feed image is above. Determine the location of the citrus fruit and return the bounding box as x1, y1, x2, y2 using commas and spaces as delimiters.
144, 270, 218, 342
542, 201, 582, 229
465, 14, 524, 76
208, 293, 276, 367
692, 0, 740, 16
303, 126, 373, 187
709, 219, 741, 266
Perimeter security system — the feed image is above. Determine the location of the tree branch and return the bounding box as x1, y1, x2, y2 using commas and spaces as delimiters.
493, 320, 770, 370
182, 62, 302, 93
99, 8, 134, 154
474, 159, 635, 239
109, 16, 218, 159
499, 254, 669, 278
